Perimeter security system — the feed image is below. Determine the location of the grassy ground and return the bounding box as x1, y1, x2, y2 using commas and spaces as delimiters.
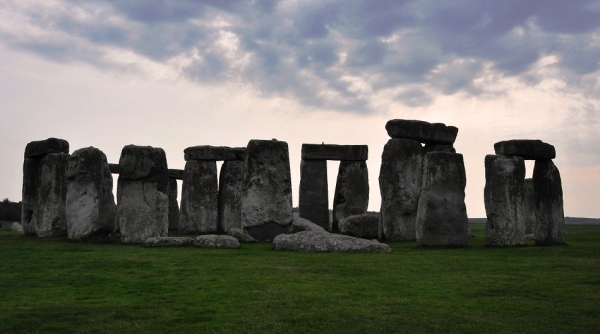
0, 224, 599, 333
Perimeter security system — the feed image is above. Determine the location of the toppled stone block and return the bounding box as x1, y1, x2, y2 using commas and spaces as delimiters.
195, 235, 240, 248
168, 169, 184, 180
385, 119, 458, 145
494, 140, 556, 160
301, 144, 368, 161
338, 213, 379, 239
24, 138, 69, 158
184, 146, 244, 161
533, 160, 565, 245
227, 228, 258, 243
66, 147, 116, 241
332, 161, 369, 231
484, 154, 526, 247
291, 217, 326, 233
273, 231, 391, 253
218, 160, 244, 233
11, 222, 24, 233
299, 160, 329, 230
179, 160, 218, 233
143, 237, 195, 247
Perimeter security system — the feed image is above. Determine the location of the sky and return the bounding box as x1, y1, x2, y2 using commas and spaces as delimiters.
1, 0, 600, 218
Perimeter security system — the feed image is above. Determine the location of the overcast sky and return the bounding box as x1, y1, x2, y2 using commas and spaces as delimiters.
1, 0, 600, 218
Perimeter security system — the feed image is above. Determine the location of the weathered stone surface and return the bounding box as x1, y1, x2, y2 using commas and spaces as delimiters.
332, 161, 369, 231
195, 235, 240, 248
24, 138, 69, 158
273, 231, 391, 253
108, 163, 119, 174
301, 144, 368, 161
21, 157, 42, 236
299, 160, 329, 230
184, 146, 242, 161
167, 178, 180, 230
143, 237, 195, 247
378, 138, 422, 241
179, 160, 218, 234
242, 139, 293, 242
227, 228, 259, 243
523, 178, 536, 235
386, 119, 458, 145
116, 145, 169, 244
218, 160, 243, 233
338, 213, 379, 239
168, 169, 184, 180
494, 140, 556, 160
484, 154, 526, 247
291, 217, 327, 233
533, 160, 565, 245
11, 222, 24, 233
423, 144, 456, 154
66, 147, 116, 241
416, 152, 468, 247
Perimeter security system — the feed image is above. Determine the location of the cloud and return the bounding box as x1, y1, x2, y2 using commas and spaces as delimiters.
1, 0, 599, 113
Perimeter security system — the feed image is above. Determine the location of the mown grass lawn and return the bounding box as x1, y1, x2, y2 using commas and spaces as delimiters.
0, 224, 599, 333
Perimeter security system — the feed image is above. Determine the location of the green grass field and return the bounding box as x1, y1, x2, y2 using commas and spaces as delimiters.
1, 224, 599, 333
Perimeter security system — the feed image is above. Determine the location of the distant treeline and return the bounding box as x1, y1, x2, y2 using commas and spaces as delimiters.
0, 199, 21, 221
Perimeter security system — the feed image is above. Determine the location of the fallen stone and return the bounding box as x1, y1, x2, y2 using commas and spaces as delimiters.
523, 178, 536, 235
533, 160, 565, 245
416, 152, 468, 247
24, 137, 69, 158
227, 228, 258, 243
338, 213, 379, 239
168, 169, 184, 180
184, 146, 241, 161
385, 119, 458, 145
195, 235, 240, 248
143, 237, 195, 247
494, 140, 556, 160
66, 147, 116, 241
484, 154, 526, 247
301, 144, 368, 161
291, 217, 327, 233
11, 222, 24, 233
179, 159, 218, 234
379, 138, 422, 241
167, 178, 180, 230
273, 231, 391, 253
299, 160, 330, 230
332, 161, 369, 231
218, 160, 244, 233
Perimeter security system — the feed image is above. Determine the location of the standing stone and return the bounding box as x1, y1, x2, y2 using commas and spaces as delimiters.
332, 161, 369, 231
533, 160, 565, 245
242, 139, 293, 242
66, 147, 116, 241
416, 152, 468, 247
179, 160, 218, 234
116, 145, 169, 244
299, 160, 329, 230
523, 178, 536, 235
218, 160, 244, 233
167, 178, 180, 230
484, 155, 526, 247
378, 138, 422, 241
22, 157, 42, 236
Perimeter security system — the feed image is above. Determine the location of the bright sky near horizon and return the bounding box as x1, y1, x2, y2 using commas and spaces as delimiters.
1, 1, 600, 218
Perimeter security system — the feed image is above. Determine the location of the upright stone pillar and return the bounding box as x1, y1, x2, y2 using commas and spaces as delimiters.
218, 160, 244, 233
167, 178, 180, 230
484, 154, 526, 246
179, 160, 218, 233
299, 160, 329, 230
378, 138, 423, 241
416, 152, 468, 247
242, 139, 293, 242
116, 145, 169, 244
332, 161, 369, 232
523, 178, 536, 235
21, 138, 69, 237
66, 147, 116, 241
533, 160, 565, 245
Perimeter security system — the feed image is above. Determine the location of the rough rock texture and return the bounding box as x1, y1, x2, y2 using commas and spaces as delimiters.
116, 145, 169, 244
179, 159, 218, 234
143, 237, 195, 247
484, 154, 526, 246
338, 213, 379, 239
22, 150, 69, 237
301, 144, 368, 161
273, 231, 391, 253
423, 144, 456, 154
378, 138, 422, 241
227, 228, 259, 243
386, 119, 458, 145
195, 235, 240, 248
167, 178, 180, 230
291, 217, 327, 233
24, 137, 69, 158
168, 169, 184, 180
218, 160, 244, 233
66, 147, 116, 241
332, 161, 369, 232
242, 139, 293, 242
416, 152, 469, 247
108, 163, 119, 174
533, 160, 565, 245
523, 178, 536, 235
11, 222, 24, 233
494, 140, 556, 160
299, 160, 330, 230
184, 146, 243, 161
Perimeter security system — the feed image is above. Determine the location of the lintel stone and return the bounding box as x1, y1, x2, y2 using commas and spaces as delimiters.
25, 137, 69, 158
184, 146, 246, 161
385, 119, 458, 145
494, 140, 556, 160
301, 144, 368, 161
